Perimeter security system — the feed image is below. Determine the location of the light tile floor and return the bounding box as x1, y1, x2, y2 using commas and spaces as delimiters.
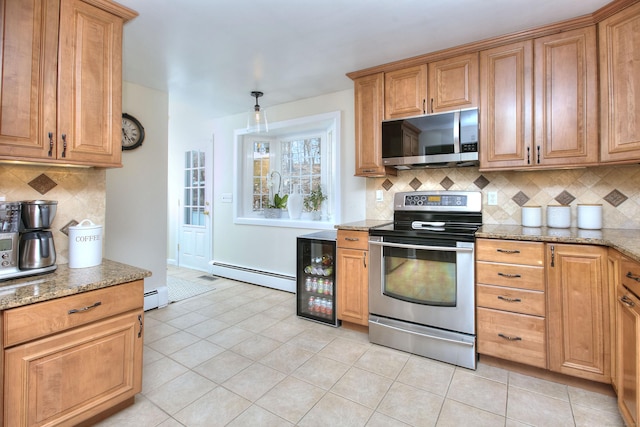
96, 267, 625, 427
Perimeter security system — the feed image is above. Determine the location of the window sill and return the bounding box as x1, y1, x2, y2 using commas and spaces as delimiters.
235, 216, 335, 230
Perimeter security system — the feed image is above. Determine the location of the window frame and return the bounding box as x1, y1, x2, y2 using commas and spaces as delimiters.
233, 111, 341, 229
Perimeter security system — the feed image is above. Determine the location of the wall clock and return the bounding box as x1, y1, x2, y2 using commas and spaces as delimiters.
122, 113, 145, 150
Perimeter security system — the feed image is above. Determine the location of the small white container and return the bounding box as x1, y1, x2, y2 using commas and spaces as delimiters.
68, 219, 103, 268
521, 206, 542, 227
577, 204, 602, 230
546, 205, 571, 228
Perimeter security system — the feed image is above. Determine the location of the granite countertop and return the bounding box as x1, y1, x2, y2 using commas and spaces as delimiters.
477, 224, 640, 263
0, 259, 152, 310
336, 220, 392, 232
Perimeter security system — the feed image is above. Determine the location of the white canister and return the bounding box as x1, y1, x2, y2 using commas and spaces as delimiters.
577, 204, 602, 230
521, 206, 542, 227
68, 219, 103, 268
546, 205, 571, 228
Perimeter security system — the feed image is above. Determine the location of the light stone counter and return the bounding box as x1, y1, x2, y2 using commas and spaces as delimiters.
335, 220, 392, 232
477, 224, 640, 263
0, 259, 151, 310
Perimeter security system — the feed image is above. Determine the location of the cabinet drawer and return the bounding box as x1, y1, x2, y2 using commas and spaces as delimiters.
4, 280, 143, 347
477, 284, 545, 316
477, 307, 547, 368
476, 261, 544, 291
621, 258, 640, 298
337, 230, 369, 250
476, 239, 544, 266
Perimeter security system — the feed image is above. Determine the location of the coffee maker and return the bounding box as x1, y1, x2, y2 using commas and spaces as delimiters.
0, 200, 58, 281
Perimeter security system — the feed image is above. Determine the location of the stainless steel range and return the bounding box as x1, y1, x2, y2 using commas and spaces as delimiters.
368, 190, 482, 369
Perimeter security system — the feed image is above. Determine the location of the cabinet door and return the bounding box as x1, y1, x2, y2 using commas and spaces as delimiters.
547, 244, 610, 382
534, 26, 598, 167
479, 41, 533, 170
617, 286, 640, 427
4, 311, 143, 427
428, 53, 478, 113
0, 0, 58, 159
354, 73, 392, 177
599, 2, 640, 163
337, 247, 368, 326
57, 0, 123, 167
384, 65, 426, 119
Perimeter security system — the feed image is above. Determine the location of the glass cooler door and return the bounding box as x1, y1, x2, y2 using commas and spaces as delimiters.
296, 232, 338, 326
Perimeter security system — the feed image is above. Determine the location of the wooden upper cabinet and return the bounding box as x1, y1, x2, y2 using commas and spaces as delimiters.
428, 53, 478, 113
0, 0, 135, 167
480, 41, 533, 170
384, 65, 426, 120
354, 73, 394, 177
599, 2, 640, 164
534, 26, 598, 167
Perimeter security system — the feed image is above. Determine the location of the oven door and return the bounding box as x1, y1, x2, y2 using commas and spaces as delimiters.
369, 235, 475, 335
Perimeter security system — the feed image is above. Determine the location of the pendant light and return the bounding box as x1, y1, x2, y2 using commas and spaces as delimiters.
247, 91, 269, 133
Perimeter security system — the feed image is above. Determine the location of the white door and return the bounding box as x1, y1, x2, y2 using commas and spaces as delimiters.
178, 148, 212, 271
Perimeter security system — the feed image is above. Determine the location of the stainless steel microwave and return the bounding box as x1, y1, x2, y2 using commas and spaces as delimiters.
381, 108, 479, 169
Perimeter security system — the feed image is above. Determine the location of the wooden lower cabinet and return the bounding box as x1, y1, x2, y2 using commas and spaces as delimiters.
547, 244, 610, 383
336, 230, 369, 326
616, 284, 640, 427
3, 281, 144, 426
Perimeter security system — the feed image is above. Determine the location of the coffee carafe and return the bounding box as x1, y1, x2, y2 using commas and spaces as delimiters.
19, 200, 57, 270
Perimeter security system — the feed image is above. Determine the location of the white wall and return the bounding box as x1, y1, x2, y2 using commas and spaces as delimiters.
105, 82, 169, 291
167, 89, 366, 288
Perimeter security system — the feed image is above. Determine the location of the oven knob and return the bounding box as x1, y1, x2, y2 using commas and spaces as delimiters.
1, 260, 8, 267
1, 253, 8, 260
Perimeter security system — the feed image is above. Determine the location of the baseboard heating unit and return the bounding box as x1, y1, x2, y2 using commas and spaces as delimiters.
144, 286, 168, 311
209, 261, 295, 293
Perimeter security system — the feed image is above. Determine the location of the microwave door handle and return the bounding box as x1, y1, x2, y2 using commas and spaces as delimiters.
453, 111, 460, 154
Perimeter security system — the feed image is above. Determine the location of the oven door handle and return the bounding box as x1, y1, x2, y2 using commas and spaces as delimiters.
369, 240, 473, 253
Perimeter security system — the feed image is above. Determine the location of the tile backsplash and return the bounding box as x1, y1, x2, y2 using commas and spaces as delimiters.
366, 164, 640, 229
0, 164, 106, 264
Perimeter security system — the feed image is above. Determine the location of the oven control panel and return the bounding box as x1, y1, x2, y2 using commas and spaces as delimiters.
394, 191, 482, 212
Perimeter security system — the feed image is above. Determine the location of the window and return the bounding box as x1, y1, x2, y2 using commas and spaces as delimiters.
234, 111, 340, 228
183, 150, 206, 226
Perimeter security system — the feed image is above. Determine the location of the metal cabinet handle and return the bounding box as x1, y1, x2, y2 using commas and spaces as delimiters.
527, 146, 530, 164
138, 314, 143, 338
345, 237, 359, 241
626, 272, 640, 283
550, 245, 555, 267
430, 98, 434, 113
496, 249, 520, 254
422, 99, 426, 114
68, 301, 102, 314
61, 134, 67, 158
48, 132, 54, 157
620, 295, 636, 308
537, 145, 541, 164
497, 295, 522, 303
363, 251, 367, 268
497, 272, 521, 278
498, 333, 522, 341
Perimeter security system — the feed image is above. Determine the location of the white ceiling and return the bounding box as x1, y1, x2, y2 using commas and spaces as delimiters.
119, 0, 611, 119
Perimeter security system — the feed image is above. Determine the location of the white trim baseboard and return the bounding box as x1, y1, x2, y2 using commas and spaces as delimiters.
209, 262, 295, 293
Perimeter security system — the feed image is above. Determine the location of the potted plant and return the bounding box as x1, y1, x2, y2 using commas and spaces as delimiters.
264, 193, 288, 218
303, 185, 327, 220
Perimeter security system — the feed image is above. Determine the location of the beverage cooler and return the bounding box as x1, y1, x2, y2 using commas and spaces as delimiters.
296, 231, 338, 326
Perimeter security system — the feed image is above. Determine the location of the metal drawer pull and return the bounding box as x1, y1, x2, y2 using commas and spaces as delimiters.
496, 249, 520, 254
345, 237, 359, 241
620, 295, 636, 307
498, 333, 522, 341
626, 272, 640, 283
138, 314, 143, 338
497, 272, 521, 278
497, 295, 522, 303
68, 301, 102, 314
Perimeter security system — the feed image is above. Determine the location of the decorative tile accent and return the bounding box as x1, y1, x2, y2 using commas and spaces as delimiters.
474, 175, 490, 189
28, 174, 57, 195
555, 191, 576, 205
60, 220, 79, 236
440, 177, 454, 190
382, 179, 394, 191
409, 178, 422, 190
512, 191, 530, 206
604, 189, 628, 207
